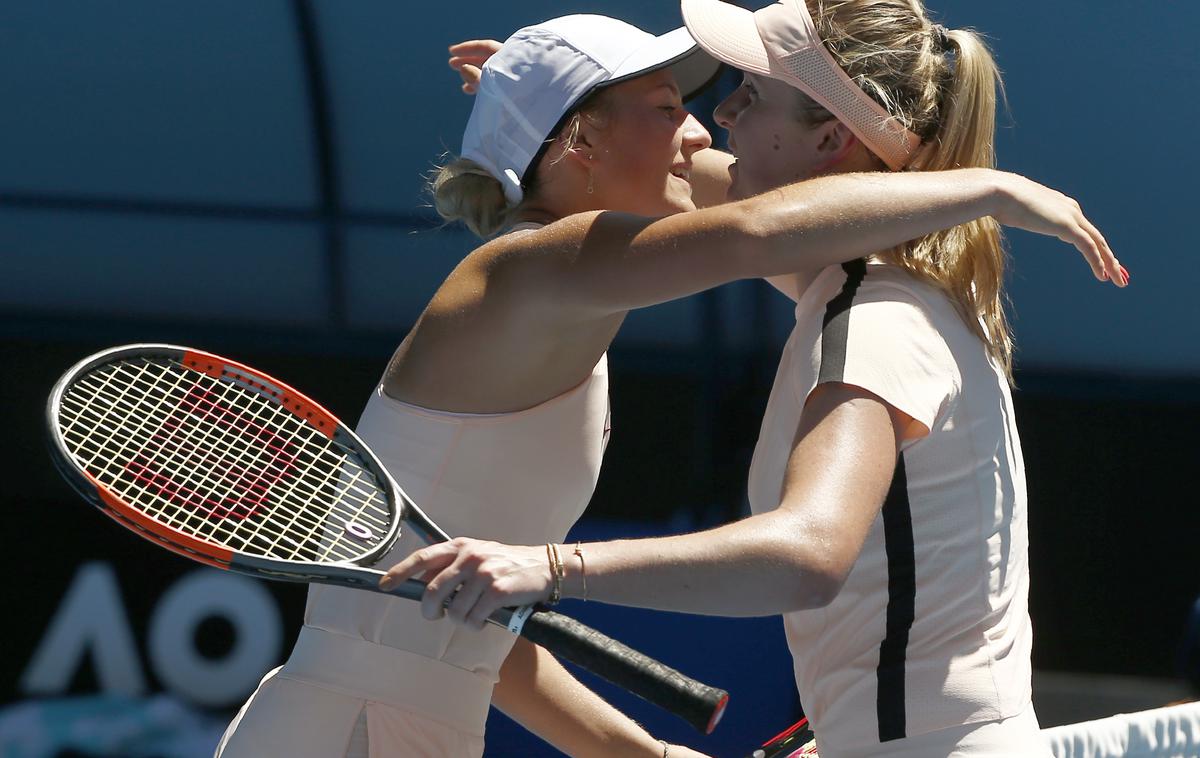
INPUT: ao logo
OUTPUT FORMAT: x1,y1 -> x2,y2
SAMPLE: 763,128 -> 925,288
20,562 -> 282,706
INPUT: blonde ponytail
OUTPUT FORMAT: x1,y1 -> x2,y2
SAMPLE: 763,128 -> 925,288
806,0 -> 1014,379
901,27 -> 1012,378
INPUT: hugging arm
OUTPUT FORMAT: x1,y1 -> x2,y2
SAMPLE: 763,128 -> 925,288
381,381 -> 905,621
488,168 -> 1121,324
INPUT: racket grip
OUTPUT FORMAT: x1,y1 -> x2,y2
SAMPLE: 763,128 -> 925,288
515,607 -> 728,734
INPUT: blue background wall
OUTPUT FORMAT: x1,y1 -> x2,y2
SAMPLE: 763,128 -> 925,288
2,2 -> 1198,756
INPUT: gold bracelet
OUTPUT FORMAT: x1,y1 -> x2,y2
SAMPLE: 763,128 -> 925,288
657,739 -> 670,758
546,543 -> 564,604
573,541 -> 588,600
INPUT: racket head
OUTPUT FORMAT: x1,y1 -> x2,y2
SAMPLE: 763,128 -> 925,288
46,344 -> 415,579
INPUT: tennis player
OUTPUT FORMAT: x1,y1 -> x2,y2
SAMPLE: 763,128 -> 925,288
219,8 -> 1121,758
381,1 -> 1117,756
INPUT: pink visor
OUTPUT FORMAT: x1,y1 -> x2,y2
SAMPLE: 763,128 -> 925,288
681,0 -> 921,170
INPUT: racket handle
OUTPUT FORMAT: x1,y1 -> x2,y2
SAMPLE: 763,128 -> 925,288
511,606 -> 728,734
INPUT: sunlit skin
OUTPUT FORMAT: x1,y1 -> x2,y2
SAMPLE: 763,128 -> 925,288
379,50 -> 1130,633
716,73 -> 879,199
519,68 -> 712,222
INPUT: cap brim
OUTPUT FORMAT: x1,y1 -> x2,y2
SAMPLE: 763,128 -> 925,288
608,26 -> 724,101
681,0 -> 772,77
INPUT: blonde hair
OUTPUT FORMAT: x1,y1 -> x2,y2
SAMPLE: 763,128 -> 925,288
428,89 -> 614,239
803,0 -> 1013,379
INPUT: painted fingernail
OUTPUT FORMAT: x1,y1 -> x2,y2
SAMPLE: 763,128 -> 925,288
1119,265 -> 1130,285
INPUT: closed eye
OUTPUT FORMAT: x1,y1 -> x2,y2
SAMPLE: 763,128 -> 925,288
740,74 -> 759,99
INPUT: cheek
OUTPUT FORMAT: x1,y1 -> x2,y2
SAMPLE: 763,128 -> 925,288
739,126 -> 816,190
612,122 -> 674,181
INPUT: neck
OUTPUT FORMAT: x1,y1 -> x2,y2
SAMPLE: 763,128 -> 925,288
513,206 -> 562,227
516,163 -> 601,225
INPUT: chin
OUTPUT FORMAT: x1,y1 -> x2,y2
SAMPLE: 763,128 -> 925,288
665,196 -> 696,214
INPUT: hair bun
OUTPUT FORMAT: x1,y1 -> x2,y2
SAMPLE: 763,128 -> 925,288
428,157 -> 514,238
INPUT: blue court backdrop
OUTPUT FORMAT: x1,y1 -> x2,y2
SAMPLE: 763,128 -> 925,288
1,1 -> 1198,756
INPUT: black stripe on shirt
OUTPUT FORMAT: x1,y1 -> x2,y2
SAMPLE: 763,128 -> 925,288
877,453 -> 916,742
817,259 -> 867,383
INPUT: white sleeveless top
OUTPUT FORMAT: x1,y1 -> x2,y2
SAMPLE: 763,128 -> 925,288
216,223 -> 613,756
294,352 -> 611,723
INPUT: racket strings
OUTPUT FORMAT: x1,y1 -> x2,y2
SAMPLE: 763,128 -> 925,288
62,367 -> 316,541
63,362 -> 387,561
61,367 -> 352,559
58,357 -> 393,564
62,361 -> 387,561
62,359 -> 229,541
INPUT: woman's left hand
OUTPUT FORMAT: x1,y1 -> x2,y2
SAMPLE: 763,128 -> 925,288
448,39 -> 502,94
380,537 -> 553,628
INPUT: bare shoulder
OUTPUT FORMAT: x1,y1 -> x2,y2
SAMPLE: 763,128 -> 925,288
380,217 -> 623,411
465,212 -> 608,269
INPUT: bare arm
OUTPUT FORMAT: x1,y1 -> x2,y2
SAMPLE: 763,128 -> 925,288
442,38 -> 1123,316
493,638 -> 708,757
688,147 -> 735,209
488,168 -> 1121,320
381,383 -> 904,620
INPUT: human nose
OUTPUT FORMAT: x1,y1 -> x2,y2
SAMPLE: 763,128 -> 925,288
681,113 -> 713,155
713,88 -> 743,131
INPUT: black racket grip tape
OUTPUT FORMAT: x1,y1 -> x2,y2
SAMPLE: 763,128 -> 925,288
518,608 -> 728,734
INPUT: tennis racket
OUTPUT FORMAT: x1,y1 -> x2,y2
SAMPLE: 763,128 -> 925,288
46,343 -> 729,734
745,717 -> 818,757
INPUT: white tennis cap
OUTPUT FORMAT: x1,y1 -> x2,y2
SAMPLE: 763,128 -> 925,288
681,0 -> 921,170
461,14 -> 722,205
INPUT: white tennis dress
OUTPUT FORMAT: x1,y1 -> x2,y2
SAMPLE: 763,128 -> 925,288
216,233 -> 613,758
748,260 -> 1050,757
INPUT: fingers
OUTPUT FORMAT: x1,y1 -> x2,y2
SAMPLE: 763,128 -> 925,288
1047,190 -> 1126,288
383,540 -> 549,629
1061,222 -> 1105,281
448,55 -> 488,71
444,573 -> 488,626
447,40 -> 500,97
447,39 -> 502,66
423,551 -> 474,620
464,589 -> 504,631
448,39 -> 503,56
1067,204 -> 1126,287
379,543 -> 456,592
456,64 -> 483,95
1002,177 -> 1128,288
1078,215 -> 1125,286
379,540 -> 506,626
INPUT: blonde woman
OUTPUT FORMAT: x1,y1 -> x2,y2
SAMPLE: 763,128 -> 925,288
383,2 -> 1115,756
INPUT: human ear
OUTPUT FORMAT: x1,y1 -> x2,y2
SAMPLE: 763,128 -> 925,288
815,121 -> 854,157
558,123 -> 601,170
810,122 -> 861,174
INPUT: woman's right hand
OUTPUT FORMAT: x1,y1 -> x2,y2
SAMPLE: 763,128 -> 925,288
448,39 -> 502,94
992,171 -> 1127,286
